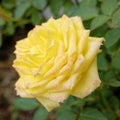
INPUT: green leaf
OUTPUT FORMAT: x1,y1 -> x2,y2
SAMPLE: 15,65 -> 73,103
101,0 -> 118,16
66,6 -> 98,21
31,10 -> 41,25
105,79 -> 120,87
104,111 -> 117,120
80,108 -> 108,120
14,98 -> 39,111
112,8 -> 120,28
14,1 -> 31,19
97,52 -> 108,71
80,0 -> 97,8
6,22 -> 15,35
56,109 -> 76,120
65,96 -> 85,108
1,0 -> 15,9
50,0 -> 64,16
32,0 -> 47,10
90,24 -> 108,37
0,18 -> 6,26
64,0 -> 73,13
109,96 -> 120,110
112,53 -> 120,70
98,0 -> 104,2
100,86 -> 113,98
104,28 -> 120,48
106,44 -> 120,55
104,70 -> 116,81
33,107 -> 49,120
91,15 -> 110,30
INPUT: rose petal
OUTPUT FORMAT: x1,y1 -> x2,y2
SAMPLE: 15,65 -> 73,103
71,58 -> 101,98
37,97 -> 59,111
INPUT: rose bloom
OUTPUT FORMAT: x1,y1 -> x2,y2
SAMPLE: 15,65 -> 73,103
13,15 -> 104,111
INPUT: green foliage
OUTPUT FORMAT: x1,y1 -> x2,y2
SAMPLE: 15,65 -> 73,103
104,28 -> 120,54
90,15 -> 110,30
80,0 -> 97,7
97,51 -> 109,71
14,0 -> 31,19
32,0 -> 47,10
112,8 -> 120,28
66,6 -> 98,20
56,107 -> 76,120
105,79 -> 120,87
105,28 -> 120,49
33,107 -> 49,120
14,98 -> 39,111
80,108 -> 108,120
112,53 -> 120,70
50,0 -> 64,16
101,0 -> 118,16
1,0 -> 120,120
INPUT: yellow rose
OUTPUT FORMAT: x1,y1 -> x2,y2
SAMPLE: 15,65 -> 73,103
13,15 -> 104,111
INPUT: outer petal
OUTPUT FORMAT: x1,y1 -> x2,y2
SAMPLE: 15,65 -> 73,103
15,77 -> 33,98
37,97 -> 59,111
71,58 -> 101,98
42,91 -> 69,102
82,37 -> 104,72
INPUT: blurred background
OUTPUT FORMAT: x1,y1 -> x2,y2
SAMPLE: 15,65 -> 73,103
0,0 -> 120,120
